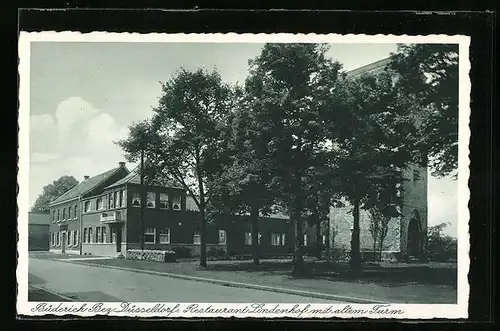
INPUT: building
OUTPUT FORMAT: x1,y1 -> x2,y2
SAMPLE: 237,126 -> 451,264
324,58 -> 428,260
47,58 -> 427,261
48,163 -> 293,257
28,212 -> 51,251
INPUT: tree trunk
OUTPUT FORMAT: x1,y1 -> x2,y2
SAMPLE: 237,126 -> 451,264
350,197 -> 361,272
139,149 -> 145,251
372,240 -> 377,262
199,205 -> 207,268
315,218 -> 322,259
292,195 -> 306,277
250,204 -> 260,265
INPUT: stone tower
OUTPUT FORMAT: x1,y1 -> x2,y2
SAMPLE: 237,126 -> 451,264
326,58 -> 428,261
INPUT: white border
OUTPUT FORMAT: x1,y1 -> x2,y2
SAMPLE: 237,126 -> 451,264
17,32 -> 471,319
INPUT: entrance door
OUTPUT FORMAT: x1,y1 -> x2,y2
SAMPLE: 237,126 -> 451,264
407,218 -> 420,256
115,226 -> 122,253
61,231 -> 66,254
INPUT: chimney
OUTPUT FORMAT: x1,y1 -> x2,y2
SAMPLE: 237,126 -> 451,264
119,162 -> 126,168
84,176 -> 89,180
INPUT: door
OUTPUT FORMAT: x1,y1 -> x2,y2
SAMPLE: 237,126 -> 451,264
407,218 -> 420,257
116,226 -> 122,253
61,231 -> 66,254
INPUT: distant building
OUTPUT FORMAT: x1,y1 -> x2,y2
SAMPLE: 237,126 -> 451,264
28,212 -> 51,251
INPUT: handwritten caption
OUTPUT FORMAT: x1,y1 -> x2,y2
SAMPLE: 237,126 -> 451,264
30,302 -> 405,317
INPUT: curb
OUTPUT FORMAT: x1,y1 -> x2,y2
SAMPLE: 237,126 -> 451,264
28,284 -> 75,302
52,258 -> 388,304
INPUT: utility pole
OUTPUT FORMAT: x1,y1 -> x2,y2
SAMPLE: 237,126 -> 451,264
140,148 -> 145,251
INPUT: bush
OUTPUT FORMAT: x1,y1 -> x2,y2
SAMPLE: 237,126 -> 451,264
207,247 -> 226,258
171,246 -> 192,258
427,223 -> 457,262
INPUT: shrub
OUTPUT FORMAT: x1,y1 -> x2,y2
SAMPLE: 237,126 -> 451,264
427,223 -> 457,262
208,247 -> 226,258
171,246 -> 192,258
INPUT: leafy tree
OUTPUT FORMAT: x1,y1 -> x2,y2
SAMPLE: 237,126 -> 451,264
244,43 -> 342,276
328,71 -> 416,272
31,176 -> 79,213
208,101 -> 279,265
389,44 -> 459,177
118,68 -> 235,268
427,222 -> 457,262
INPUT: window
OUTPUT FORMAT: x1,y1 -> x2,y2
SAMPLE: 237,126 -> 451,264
244,232 -> 252,245
84,201 -> 91,212
245,232 -> 262,245
413,169 -> 420,181
172,195 -> 181,210
114,192 -> 119,208
68,206 -> 72,219
102,227 -> 107,243
193,230 -> 201,244
304,234 -> 308,246
83,228 -> 88,243
131,192 -> 141,207
96,227 -> 101,243
272,233 -> 286,246
56,232 -> 60,246
57,209 -> 60,221
144,228 -> 156,244
89,228 -> 93,243
118,191 -> 123,207
146,192 -> 156,208
159,193 -> 169,209
52,211 -> 56,223
159,228 -> 171,244
50,232 -> 54,246
74,204 -> 78,218
68,231 -> 72,246
74,231 -> 78,246
322,235 -> 327,245
111,228 -> 116,243
97,198 -> 103,210
109,193 -> 115,209
121,190 -> 127,207
62,208 -> 66,220
218,230 -> 226,244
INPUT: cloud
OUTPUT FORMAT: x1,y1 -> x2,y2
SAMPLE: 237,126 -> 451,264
29,97 -> 128,207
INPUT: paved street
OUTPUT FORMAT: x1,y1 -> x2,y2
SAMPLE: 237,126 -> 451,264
28,257 -> 337,303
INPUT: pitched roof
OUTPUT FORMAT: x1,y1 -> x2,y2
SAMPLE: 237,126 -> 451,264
50,167 -> 127,205
346,57 -> 391,79
103,166 -> 182,190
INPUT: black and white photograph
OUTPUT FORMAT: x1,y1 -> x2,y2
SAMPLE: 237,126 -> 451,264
17,33 -> 470,319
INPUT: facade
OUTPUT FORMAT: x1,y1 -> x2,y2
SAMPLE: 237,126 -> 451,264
28,212 -> 51,251
48,163 -> 293,258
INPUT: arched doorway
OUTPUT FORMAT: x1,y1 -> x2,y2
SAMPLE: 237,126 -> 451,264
407,210 -> 421,257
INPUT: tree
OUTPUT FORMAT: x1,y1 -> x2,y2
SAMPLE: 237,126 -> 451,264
208,100 -> 279,265
389,44 -> 459,178
118,68 -> 235,268
328,70 -> 416,272
427,222 -> 457,262
31,176 -> 79,213
245,43 -> 342,276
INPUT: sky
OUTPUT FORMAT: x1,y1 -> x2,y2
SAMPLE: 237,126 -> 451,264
28,41 -> 458,237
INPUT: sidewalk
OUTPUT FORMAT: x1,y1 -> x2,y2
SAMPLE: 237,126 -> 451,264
35,253 -> 458,304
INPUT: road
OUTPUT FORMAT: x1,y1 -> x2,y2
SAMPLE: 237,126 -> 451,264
28,258 -> 337,303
